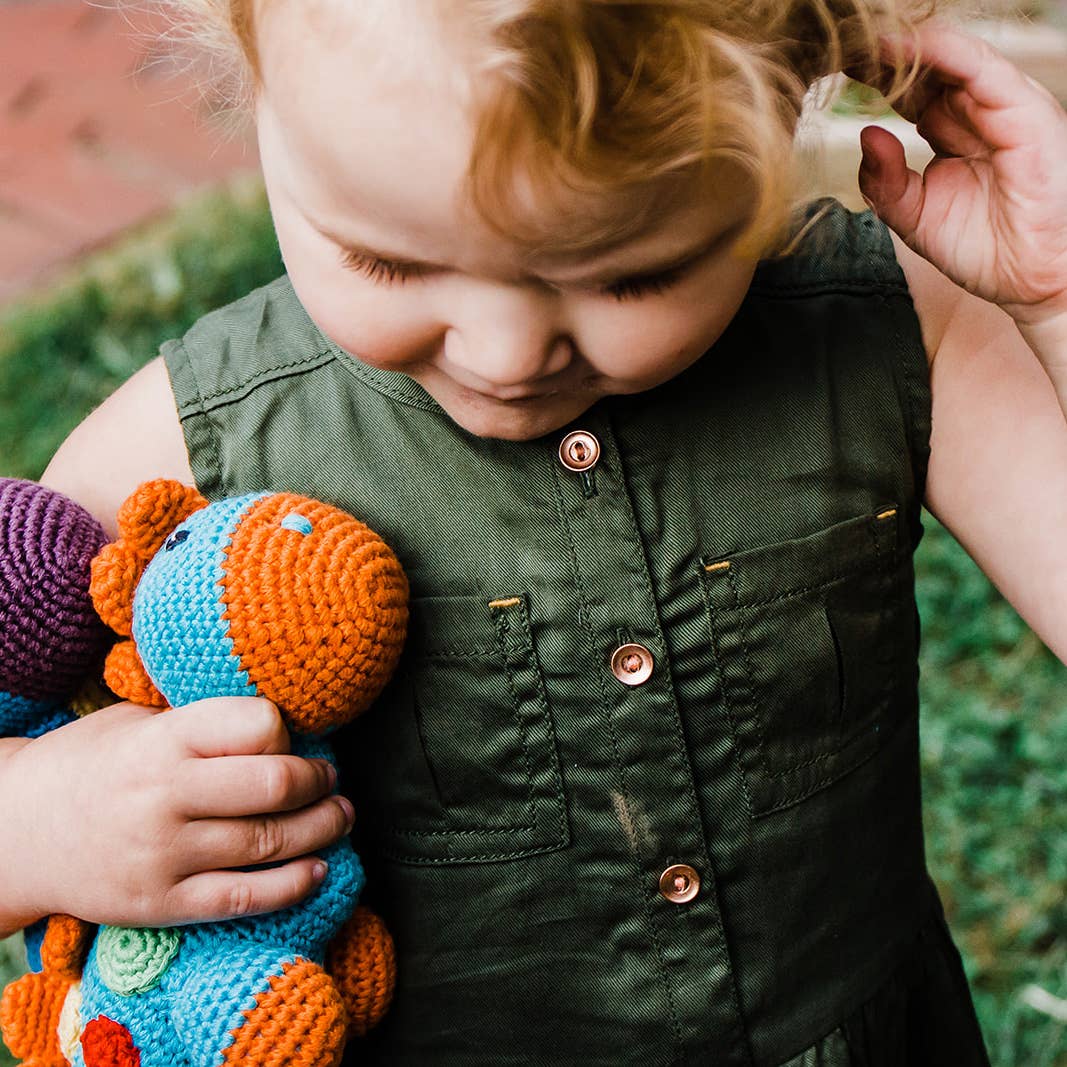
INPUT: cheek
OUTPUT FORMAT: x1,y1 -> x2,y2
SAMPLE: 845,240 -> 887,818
276,224 -> 444,368
302,284 -> 443,370
575,290 -> 741,386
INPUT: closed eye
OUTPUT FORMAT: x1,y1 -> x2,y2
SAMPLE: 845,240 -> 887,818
340,250 -> 419,285
339,248 -> 688,302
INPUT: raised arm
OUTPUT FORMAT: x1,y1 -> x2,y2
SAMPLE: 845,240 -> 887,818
855,20 -> 1067,662
900,240 -> 1067,665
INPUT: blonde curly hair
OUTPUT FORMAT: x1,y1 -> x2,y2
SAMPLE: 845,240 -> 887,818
155,0 -> 939,257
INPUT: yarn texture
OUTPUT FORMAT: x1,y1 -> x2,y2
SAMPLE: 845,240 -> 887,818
0,479 -> 111,737
0,479 -> 408,1067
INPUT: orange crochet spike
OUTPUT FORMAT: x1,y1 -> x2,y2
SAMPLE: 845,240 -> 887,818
221,958 -> 347,1067
91,481 -> 208,635
89,542 -> 142,637
115,480 -> 207,559
325,906 -> 397,1039
40,915 -> 95,979
104,639 -> 166,707
0,970 -> 74,1067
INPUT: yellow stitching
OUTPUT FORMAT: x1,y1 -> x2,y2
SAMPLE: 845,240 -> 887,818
488,597 -> 522,609
876,508 -> 897,520
704,560 -> 731,573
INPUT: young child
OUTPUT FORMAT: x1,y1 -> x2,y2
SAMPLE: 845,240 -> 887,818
3,0 -> 1066,1062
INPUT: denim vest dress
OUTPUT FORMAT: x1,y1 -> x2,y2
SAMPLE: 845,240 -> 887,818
162,201 -> 991,1066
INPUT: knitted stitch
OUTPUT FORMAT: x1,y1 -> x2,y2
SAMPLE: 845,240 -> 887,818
0,479 -> 110,725
0,478 -> 407,1067
40,916 -> 95,980
95,928 -> 181,996
323,907 -> 397,1039
219,959 -> 346,1066
79,1016 -> 140,1067
56,982 -> 83,1064
69,480 -> 407,1067
0,968 -> 73,1066
0,481 -> 109,1066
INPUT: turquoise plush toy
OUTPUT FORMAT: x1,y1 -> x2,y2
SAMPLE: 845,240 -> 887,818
0,479 -> 409,1067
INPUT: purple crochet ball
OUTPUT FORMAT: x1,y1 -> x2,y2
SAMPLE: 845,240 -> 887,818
0,478 -> 112,701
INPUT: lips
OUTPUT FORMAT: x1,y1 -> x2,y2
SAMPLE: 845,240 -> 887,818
478,390 -> 551,401
465,383 -> 556,402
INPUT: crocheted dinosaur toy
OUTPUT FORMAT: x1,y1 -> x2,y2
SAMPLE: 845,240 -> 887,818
0,478 -> 409,1067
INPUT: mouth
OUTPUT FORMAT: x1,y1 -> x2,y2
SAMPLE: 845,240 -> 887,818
465,385 -> 557,403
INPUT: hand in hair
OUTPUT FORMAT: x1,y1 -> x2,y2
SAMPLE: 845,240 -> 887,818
855,19 -> 1067,343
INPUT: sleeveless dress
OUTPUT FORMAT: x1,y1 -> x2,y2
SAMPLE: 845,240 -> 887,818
162,200 -> 991,1066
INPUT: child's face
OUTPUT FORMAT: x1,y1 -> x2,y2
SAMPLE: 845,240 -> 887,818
255,2 -> 761,442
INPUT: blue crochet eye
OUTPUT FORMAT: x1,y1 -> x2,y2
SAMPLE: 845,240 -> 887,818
280,513 -> 313,535
164,529 -> 190,552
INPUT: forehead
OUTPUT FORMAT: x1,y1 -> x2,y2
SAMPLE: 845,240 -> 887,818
258,0 -> 473,96
255,0 -> 753,265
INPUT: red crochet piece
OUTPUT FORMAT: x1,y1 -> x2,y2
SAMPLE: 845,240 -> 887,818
81,1015 -> 141,1067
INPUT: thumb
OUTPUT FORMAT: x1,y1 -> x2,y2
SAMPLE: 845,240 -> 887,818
858,125 -> 925,243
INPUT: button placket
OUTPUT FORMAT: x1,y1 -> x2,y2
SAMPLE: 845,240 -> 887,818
550,414 -> 750,1063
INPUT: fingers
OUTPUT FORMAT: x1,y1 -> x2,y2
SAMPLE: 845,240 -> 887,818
858,124 -> 925,239
882,20 -> 1033,110
169,697 -> 290,758
165,856 -> 331,925
179,792 -> 355,874
176,754 -> 338,818
915,88 -> 988,159
879,22 -> 1066,151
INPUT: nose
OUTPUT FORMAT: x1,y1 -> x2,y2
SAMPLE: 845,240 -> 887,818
443,286 -> 574,391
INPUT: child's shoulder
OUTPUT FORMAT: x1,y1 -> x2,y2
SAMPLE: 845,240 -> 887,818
755,198 -> 963,372
42,358 -> 193,539
753,197 -> 909,293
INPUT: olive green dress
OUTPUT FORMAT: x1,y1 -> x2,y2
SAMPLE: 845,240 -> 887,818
163,200 -> 991,1066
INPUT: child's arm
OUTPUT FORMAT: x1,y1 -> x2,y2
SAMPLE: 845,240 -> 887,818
0,360 -> 356,936
857,21 -> 1067,661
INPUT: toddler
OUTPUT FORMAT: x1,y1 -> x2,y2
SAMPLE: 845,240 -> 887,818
3,0 -> 1067,1063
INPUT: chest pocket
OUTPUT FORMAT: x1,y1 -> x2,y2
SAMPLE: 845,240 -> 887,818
351,592 -> 570,864
698,505 -> 917,817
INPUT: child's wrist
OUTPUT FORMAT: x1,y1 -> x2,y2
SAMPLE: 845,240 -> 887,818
1006,293 -> 1067,358
1011,312 -> 1067,417
0,737 -> 52,932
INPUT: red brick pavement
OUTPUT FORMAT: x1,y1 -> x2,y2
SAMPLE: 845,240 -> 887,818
0,0 -> 257,303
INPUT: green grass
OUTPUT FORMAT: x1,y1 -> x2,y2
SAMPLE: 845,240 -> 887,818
0,173 -> 283,481
0,179 -> 1065,1065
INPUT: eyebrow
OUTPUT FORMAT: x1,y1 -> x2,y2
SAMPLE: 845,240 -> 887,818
327,223 -> 740,287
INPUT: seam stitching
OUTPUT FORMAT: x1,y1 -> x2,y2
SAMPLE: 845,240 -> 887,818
550,454 -> 686,1056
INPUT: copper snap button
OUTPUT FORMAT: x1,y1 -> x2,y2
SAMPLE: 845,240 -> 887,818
659,864 -> 700,904
558,430 -> 601,472
610,643 -> 653,686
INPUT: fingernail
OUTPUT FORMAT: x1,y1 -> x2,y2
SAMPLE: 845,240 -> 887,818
324,762 -> 338,788
312,861 -> 328,881
337,796 -> 356,827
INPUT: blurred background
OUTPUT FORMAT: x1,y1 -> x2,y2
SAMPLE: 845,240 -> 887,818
0,1 -> 1066,1064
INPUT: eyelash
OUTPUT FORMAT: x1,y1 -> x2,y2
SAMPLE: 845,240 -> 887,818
339,250 -> 685,301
